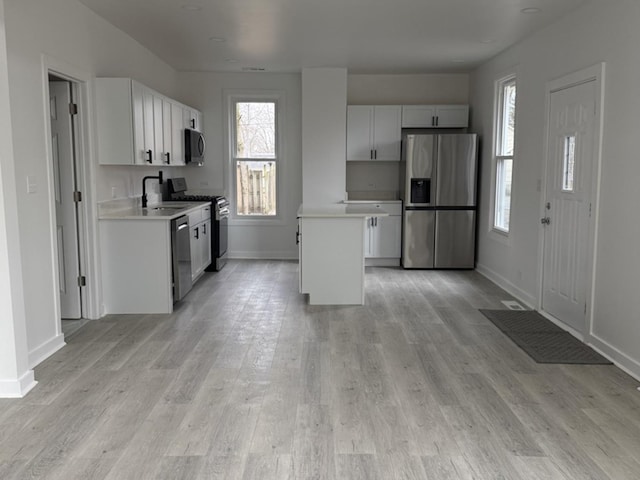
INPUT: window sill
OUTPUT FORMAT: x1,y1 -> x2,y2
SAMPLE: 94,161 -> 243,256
230,216 -> 287,227
488,227 -> 511,246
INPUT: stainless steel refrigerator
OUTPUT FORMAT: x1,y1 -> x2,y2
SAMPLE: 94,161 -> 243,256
400,133 -> 478,268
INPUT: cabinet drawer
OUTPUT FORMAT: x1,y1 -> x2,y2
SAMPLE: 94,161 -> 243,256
201,206 -> 211,221
188,210 -> 202,226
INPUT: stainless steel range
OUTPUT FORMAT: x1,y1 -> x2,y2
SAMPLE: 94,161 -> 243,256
167,178 -> 229,271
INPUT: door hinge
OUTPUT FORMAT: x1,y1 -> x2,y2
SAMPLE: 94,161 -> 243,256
73,191 -> 82,203
78,276 -> 86,287
69,103 -> 78,115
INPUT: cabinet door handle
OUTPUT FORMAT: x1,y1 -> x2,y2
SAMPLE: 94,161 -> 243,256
202,223 -> 207,235
165,152 -> 170,164
431,116 -> 435,126
190,118 -> 195,129
146,150 -> 152,163
436,116 -> 439,127
194,227 -> 199,239
296,229 -> 301,245
374,149 -> 377,160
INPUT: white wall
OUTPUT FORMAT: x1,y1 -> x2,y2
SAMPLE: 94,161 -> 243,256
302,68 -> 348,204
4,0 -> 178,368
0,0 -> 34,397
348,73 -> 469,105
471,0 -> 640,378
176,71 -> 302,259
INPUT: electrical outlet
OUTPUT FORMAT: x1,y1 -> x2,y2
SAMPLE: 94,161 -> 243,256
26,175 -> 37,194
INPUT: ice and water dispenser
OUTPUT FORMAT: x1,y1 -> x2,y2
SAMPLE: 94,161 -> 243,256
410,178 -> 431,205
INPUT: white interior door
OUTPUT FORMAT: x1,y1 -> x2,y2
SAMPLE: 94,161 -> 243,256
50,81 -> 82,319
541,80 -> 596,332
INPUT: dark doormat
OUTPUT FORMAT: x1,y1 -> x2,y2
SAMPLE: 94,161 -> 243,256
479,309 -> 612,365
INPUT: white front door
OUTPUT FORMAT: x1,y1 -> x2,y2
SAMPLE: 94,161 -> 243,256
50,80 -> 82,319
541,79 -> 596,333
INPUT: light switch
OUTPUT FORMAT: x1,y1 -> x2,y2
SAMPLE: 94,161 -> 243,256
26,175 -> 37,194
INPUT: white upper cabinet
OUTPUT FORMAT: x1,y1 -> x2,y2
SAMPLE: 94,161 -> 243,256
96,78 -> 202,166
401,105 -> 469,128
347,105 -> 401,161
183,107 -> 203,132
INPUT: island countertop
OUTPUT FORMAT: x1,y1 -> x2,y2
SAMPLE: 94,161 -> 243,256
297,203 -> 389,218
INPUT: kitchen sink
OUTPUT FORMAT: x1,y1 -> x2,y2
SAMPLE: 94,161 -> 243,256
150,206 -> 186,211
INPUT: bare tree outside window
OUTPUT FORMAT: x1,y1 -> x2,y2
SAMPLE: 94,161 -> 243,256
234,101 -> 277,216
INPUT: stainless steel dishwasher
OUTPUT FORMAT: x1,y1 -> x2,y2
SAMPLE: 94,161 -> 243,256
171,215 -> 193,302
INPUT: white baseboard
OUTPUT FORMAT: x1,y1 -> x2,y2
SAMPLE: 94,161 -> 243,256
228,250 -> 298,260
28,334 -> 66,369
0,370 -> 37,398
588,334 -> 640,383
365,258 -> 400,267
476,262 -> 536,308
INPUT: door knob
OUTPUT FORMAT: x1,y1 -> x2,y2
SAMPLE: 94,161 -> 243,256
541,217 -> 551,225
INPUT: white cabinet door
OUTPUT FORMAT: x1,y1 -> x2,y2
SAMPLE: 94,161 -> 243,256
434,105 -> 469,128
190,224 -> 202,281
152,95 -> 164,165
401,105 -> 469,128
131,81 -> 153,165
142,87 -> 156,165
201,219 -> 212,270
171,102 -> 186,166
347,106 -> 401,161
402,105 -> 437,128
372,106 -> 401,161
372,215 -> 401,258
184,107 -> 202,131
161,99 -> 173,165
347,106 -> 373,161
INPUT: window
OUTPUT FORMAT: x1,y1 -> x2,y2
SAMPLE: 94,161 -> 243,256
493,75 -> 516,233
562,135 -> 576,192
231,98 -> 279,217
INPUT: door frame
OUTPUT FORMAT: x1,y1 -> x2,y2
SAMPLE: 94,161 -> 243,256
41,55 -> 101,329
537,63 -> 606,340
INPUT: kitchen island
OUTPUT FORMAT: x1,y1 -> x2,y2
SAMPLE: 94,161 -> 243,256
297,204 -> 388,305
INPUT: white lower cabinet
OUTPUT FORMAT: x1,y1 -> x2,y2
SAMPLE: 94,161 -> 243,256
364,202 -> 402,265
189,205 -> 212,281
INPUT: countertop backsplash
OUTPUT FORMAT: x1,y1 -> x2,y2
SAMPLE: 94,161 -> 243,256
346,161 -> 401,201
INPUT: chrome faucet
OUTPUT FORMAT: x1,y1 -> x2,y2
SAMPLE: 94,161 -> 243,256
142,171 -> 163,208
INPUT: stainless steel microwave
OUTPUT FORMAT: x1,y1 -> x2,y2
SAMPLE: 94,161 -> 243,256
184,128 -> 206,165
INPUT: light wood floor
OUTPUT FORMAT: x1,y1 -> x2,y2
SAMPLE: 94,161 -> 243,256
1,260 -> 640,479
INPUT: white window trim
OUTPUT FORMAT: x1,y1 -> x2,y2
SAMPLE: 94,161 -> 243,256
489,72 -> 517,240
226,90 -> 286,226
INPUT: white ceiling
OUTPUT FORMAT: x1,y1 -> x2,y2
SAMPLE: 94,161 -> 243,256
78,0 -> 588,73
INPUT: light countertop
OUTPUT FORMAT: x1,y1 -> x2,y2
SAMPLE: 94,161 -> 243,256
297,203 -> 390,218
342,200 -> 402,205
99,201 -> 210,220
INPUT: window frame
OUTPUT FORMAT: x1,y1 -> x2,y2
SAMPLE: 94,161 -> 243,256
491,74 -> 517,236
227,91 -> 285,225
